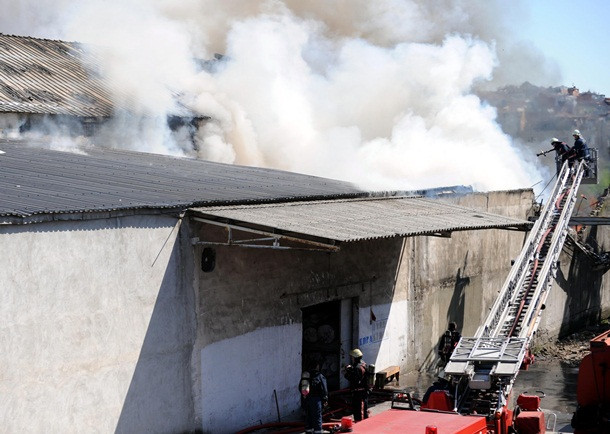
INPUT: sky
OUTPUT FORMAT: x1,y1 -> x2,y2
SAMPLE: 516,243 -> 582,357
523,0 -> 610,96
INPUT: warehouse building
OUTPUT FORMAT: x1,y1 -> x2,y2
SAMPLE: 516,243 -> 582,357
1,33 -> 609,434
0,138 -> 537,432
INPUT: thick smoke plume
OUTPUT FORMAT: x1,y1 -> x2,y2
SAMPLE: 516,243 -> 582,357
2,0 -> 556,192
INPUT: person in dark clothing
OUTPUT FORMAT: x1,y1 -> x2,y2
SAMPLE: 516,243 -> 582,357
438,322 -> 461,364
422,375 -> 451,405
572,129 -> 591,176
300,362 -> 328,434
343,348 -> 370,421
538,138 -> 575,174
542,138 -> 573,163
572,130 -> 590,161
551,138 -> 572,163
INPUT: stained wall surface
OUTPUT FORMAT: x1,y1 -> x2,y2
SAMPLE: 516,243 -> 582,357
192,230 -> 406,432
537,197 -> 610,342
404,190 -> 535,371
0,214 -> 197,433
192,189 -> 545,433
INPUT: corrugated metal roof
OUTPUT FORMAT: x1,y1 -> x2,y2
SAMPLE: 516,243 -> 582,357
0,34 -> 113,117
190,197 -> 532,243
0,139 -> 363,221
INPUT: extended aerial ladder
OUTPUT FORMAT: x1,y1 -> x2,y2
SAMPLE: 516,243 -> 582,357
325,155 -> 600,434
444,158 -> 594,419
335,152 -> 601,434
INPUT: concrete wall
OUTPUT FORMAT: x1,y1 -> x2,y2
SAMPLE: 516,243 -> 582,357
407,190 -> 535,370
442,188 -> 610,345
191,189 -> 540,433
192,230 -> 407,432
537,197 -> 610,342
0,214 -> 197,433
442,188 -> 610,344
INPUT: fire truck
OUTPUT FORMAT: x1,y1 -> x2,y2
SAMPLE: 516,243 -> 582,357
571,329 -> 610,433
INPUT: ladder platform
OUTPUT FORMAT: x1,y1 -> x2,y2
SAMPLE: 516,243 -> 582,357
494,361 -> 521,376
444,337 -> 527,376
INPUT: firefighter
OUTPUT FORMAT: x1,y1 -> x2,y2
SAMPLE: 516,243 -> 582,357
537,138 -> 575,174
299,370 -> 311,409
572,129 -> 591,162
438,322 -> 461,364
422,371 -> 451,405
344,348 -> 370,421
550,138 -> 570,158
300,362 -> 328,434
538,138 -> 573,163
572,129 -> 592,177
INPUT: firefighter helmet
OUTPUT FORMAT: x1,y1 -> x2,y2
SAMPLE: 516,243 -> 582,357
350,348 -> 363,358
573,129 -> 581,136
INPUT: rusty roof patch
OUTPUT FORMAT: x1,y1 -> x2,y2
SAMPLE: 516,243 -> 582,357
0,34 -> 113,117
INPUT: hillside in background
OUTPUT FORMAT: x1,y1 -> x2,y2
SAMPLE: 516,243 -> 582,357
477,83 -> 610,196
478,82 -> 609,146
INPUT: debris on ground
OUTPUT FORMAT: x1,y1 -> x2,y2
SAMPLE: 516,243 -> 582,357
535,319 -> 610,366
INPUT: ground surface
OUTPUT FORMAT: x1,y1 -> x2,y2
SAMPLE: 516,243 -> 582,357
534,320 -> 610,366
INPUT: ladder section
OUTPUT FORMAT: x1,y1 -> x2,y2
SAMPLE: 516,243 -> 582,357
480,161 -> 584,341
498,192 -> 567,339
445,161 -> 586,415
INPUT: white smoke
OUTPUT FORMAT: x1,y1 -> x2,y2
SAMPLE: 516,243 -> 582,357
1,0 -> 551,192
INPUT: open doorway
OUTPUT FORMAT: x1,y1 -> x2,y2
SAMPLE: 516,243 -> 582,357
302,300 -> 345,390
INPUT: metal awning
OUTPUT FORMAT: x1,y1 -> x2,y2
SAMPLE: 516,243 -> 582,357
189,196 -> 532,251
569,216 -> 610,226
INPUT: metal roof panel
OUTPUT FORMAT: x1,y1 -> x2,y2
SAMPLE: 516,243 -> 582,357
0,139 -> 363,220
190,196 -> 532,242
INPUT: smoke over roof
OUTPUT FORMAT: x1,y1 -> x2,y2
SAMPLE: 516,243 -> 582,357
1,0 -> 554,192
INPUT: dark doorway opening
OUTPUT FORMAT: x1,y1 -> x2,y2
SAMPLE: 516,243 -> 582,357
302,300 -> 342,391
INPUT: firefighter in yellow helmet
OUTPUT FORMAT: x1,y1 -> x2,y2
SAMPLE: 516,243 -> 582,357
344,348 -> 370,421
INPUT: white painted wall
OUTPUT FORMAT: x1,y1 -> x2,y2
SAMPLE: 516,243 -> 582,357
201,324 -> 302,434
355,300 -> 409,372
0,214 -> 196,433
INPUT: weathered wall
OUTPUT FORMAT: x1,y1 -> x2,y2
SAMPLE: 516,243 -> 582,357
440,188 -> 610,347
191,189 -> 538,433
408,189 -> 535,371
192,230 -> 407,433
0,214 -> 197,433
537,198 -> 610,342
